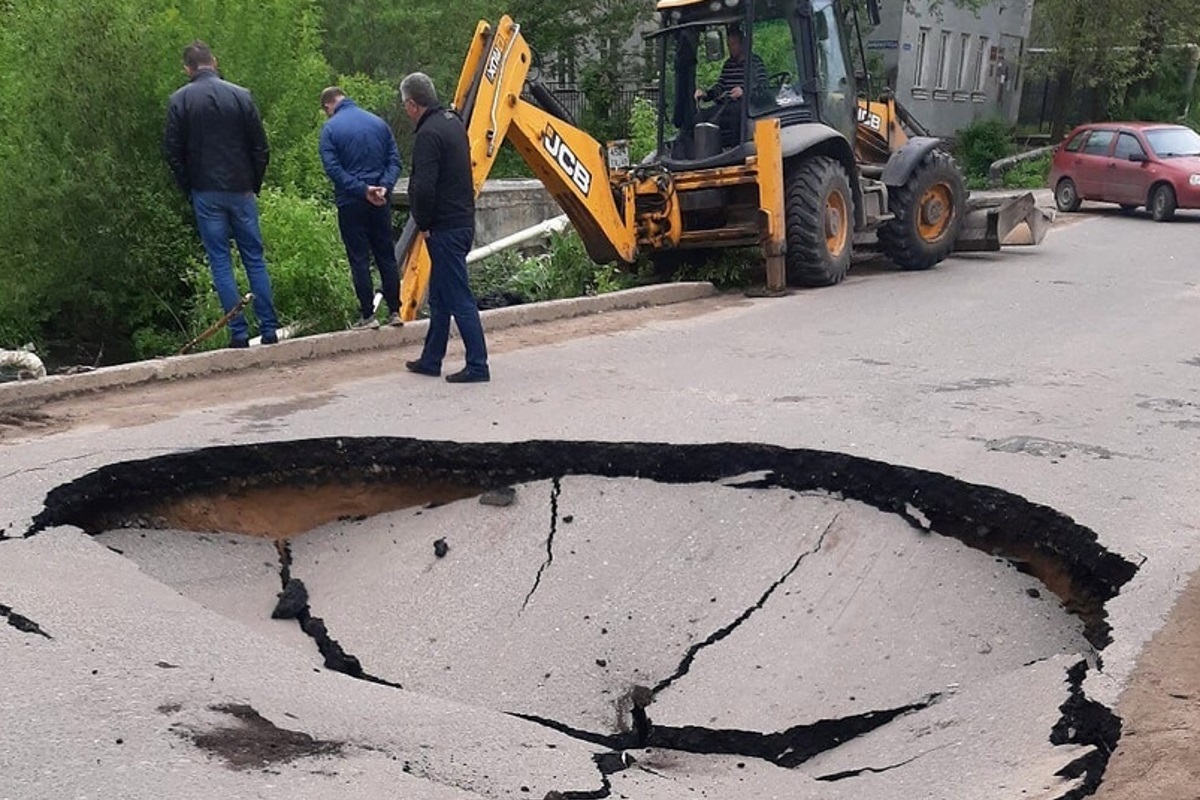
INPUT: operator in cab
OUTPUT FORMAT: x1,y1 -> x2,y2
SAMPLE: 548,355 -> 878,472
693,24 -> 768,147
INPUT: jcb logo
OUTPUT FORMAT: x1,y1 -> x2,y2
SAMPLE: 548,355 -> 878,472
542,125 -> 592,196
485,46 -> 503,82
856,107 -> 882,132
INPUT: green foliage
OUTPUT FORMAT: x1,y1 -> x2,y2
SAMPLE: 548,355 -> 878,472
1120,92 -> 1183,123
1000,154 -> 1052,190
628,97 -> 658,162
672,249 -> 754,289
580,62 -> 626,142
176,190 -> 353,353
471,228 -> 636,304
956,118 -> 1015,181
0,0 -> 349,365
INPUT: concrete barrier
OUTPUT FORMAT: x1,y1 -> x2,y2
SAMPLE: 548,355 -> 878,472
0,283 -> 716,408
392,179 -> 562,247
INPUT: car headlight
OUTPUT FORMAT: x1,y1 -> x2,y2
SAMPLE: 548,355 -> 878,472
1190,174 -> 1200,187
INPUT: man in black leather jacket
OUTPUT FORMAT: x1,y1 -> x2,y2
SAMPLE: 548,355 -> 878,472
400,72 -> 489,384
164,40 -> 279,348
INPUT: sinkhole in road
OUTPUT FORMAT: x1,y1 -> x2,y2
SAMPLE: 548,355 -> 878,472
30,438 -> 1137,799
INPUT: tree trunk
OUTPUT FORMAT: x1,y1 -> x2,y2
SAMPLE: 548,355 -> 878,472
1049,68 -> 1074,141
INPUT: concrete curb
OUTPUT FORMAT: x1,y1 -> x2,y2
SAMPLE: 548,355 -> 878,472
0,282 -> 716,409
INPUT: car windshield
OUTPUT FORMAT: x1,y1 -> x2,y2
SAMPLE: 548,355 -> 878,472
1144,127 -> 1200,158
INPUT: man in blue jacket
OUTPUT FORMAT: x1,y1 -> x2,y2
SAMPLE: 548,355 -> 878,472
319,87 -> 403,328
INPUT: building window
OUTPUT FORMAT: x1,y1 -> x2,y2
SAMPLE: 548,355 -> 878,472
935,31 -> 951,90
974,37 -> 989,92
914,27 -> 930,87
956,33 -> 972,90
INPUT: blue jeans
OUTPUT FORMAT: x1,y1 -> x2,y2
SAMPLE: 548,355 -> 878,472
337,200 -> 399,318
192,190 -> 279,342
418,227 -> 488,376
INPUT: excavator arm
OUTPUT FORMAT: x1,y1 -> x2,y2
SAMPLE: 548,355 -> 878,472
398,16 -> 637,321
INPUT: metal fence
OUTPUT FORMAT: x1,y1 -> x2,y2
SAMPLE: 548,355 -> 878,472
1018,76 -> 1101,135
538,83 -> 660,137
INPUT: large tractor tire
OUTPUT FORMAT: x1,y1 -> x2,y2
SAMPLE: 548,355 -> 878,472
878,148 -> 966,271
784,156 -> 854,286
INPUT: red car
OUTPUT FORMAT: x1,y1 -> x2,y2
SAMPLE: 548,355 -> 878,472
1049,122 -> 1200,221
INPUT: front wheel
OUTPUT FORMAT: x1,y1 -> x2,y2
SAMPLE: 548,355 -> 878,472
784,156 -> 853,287
1150,184 -> 1177,222
1055,178 -> 1082,212
878,149 -> 967,271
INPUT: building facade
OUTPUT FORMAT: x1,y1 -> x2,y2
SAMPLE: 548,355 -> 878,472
868,0 -> 1034,137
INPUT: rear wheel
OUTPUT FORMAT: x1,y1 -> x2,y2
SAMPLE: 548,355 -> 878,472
1150,184 -> 1177,222
784,156 -> 853,286
878,149 -> 966,271
1055,178 -> 1082,212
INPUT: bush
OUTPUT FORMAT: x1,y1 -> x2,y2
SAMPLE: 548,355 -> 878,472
1001,153 -> 1052,189
470,228 -> 636,305
956,118 -> 1015,181
628,97 -> 658,163
1119,91 -> 1182,123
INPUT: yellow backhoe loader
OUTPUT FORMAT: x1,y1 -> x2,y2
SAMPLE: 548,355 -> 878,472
397,0 -> 1047,320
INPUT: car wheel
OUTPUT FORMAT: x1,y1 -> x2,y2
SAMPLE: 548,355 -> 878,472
1150,184 -> 1177,222
1055,178 -> 1082,212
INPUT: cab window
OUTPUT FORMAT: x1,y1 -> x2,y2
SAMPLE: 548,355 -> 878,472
1082,130 -> 1115,156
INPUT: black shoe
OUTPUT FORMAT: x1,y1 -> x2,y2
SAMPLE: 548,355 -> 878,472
405,360 -> 440,377
260,331 -> 279,345
228,338 -> 249,349
445,369 -> 490,384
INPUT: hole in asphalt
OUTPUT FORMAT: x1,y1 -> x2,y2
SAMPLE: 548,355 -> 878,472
28,438 -> 1137,797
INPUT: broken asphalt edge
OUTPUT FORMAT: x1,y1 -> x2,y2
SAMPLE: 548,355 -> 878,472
24,438 -> 1138,795
0,282 -> 716,410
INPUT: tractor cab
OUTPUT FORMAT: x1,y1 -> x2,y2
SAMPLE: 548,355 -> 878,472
650,0 -> 859,165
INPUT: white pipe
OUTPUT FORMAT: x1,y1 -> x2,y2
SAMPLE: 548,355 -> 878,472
0,349 -> 47,380
467,215 -> 571,265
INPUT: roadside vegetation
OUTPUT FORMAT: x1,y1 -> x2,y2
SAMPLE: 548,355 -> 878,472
1,0 -> 1196,369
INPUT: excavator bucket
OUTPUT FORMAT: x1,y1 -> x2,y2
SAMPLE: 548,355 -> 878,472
953,192 -> 1054,252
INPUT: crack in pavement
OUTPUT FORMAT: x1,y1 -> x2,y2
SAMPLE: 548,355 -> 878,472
514,693 -> 939,769
650,512 -> 842,698
522,476 -> 562,613
272,542 -> 402,689
0,603 -> 52,638
814,743 -> 954,781
0,447 -> 176,485
546,753 -> 616,799
1050,660 -> 1121,800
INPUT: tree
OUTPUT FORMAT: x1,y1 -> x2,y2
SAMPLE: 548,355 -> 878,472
1028,0 -> 1199,138
0,0 -> 340,362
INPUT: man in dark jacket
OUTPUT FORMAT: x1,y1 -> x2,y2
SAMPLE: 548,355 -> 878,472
400,72 -> 489,384
319,86 -> 403,329
163,40 -> 279,348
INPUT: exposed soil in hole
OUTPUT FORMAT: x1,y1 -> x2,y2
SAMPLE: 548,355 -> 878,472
171,703 -> 344,770
141,480 -> 483,539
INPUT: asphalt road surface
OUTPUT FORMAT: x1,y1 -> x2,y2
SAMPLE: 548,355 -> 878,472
2,206 -> 1198,799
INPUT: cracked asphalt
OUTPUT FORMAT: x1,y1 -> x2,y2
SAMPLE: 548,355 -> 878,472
2,208 -> 1199,798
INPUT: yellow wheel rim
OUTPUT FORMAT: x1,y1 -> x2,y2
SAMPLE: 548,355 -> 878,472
824,190 -> 849,256
917,184 -> 953,242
